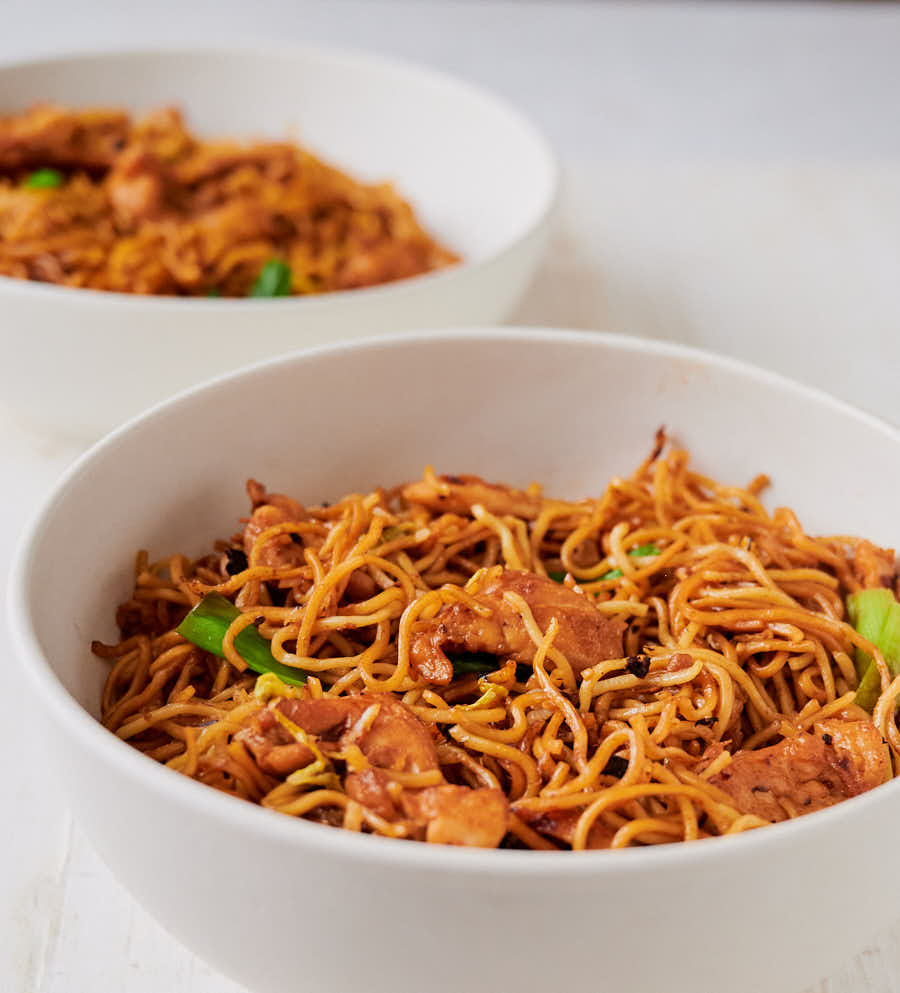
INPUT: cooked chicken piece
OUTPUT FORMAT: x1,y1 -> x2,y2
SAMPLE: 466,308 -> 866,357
187,198 -> 278,263
343,570 -> 378,601
852,539 -> 896,591
570,536 -> 600,569
402,473 -> 541,520
235,707 -> 315,776
0,103 -> 129,171
0,172 -> 110,242
106,147 -> 167,224
401,785 -> 508,847
128,106 -> 193,161
344,768 -> 398,821
279,694 -> 439,774
242,693 -> 508,847
334,238 -> 438,290
663,652 -> 694,673
708,717 -> 890,822
246,479 -> 305,515
172,142 -> 296,186
410,569 -> 625,684
342,769 -> 508,848
240,479 -> 306,570
515,806 -> 613,849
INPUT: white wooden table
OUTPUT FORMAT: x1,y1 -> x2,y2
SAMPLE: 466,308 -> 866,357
3,3 -> 900,990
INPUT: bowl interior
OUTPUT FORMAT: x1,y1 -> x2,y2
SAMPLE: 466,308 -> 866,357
18,329 -> 900,719
0,47 -> 556,261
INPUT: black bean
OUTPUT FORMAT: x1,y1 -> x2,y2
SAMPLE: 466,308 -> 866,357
603,755 -> 629,779
224,547 -> 248,575
625,654 -> 651,679
266,583 -> 288,607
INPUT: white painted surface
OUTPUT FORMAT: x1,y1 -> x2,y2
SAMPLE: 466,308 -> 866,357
2,2 -> 899,991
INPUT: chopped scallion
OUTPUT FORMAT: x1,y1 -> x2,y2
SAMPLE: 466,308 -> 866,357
629,543 -> 660,558
448,652 -> 530,683
549,543 -> 661,584
24,167 -> 64,189
177,592 -> 307,686
249,259 -> 292,298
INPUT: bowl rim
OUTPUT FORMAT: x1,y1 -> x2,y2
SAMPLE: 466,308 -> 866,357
0,41 -> 559,309
10,325 -> 900,876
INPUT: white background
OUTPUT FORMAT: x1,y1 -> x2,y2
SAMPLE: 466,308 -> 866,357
3,2 -> 900,991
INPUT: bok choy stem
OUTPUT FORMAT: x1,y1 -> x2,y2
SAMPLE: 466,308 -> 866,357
848,588 -> 900,711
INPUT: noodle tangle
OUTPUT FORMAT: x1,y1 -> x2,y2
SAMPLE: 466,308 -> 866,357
94,442 -> 899,849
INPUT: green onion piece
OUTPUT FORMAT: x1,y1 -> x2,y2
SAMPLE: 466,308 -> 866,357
177,592 -> 306,686
629,543 -> 660,558
448,652 -> 497,676
551,544 -> 661,584
598,544 -> 659,579
248,259 -> 292,297
448,652 -> 530,683
206,287 -> 222,297
24,167 -> 64,189
848,588 -> 900,711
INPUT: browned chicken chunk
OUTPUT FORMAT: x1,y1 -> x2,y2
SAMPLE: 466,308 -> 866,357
241,693 -> 508,847
0,103 -> 129,171
172,141 -> 296,186
280,694 -> 439,774
852,539 -> 897,591
240,479 -> 307,570
410,569 -> 625,684
106,146 -> 168,224
708,717 -> 890,822
515,806 -> 614,849
235,707 -> 315,776
402,473 -> 541,520
401,785 -> 510,847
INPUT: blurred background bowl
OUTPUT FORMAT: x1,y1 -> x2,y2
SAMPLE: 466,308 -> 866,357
0,46 -> 557,438
9,327 -> 900,993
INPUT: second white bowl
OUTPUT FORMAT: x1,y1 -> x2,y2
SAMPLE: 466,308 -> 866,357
0,45 -> 557,437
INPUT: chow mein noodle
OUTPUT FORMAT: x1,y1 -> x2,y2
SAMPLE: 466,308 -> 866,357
0,103 -> 457,295
93,438 -> 900,849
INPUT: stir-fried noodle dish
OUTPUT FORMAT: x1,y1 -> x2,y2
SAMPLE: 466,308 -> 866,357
94,437 -> 900,850
0,103 -> 457,296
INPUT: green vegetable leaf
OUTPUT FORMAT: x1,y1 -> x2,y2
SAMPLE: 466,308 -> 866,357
206,287 -> 222,297
848,588 -> 900,711
177,592 -> 306,686
249,259 -> 292,298
24,167 -> 64,189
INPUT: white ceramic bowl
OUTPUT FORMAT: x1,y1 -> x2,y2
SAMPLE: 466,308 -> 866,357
10,329 -> 900,993
0,47 -> 556,438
